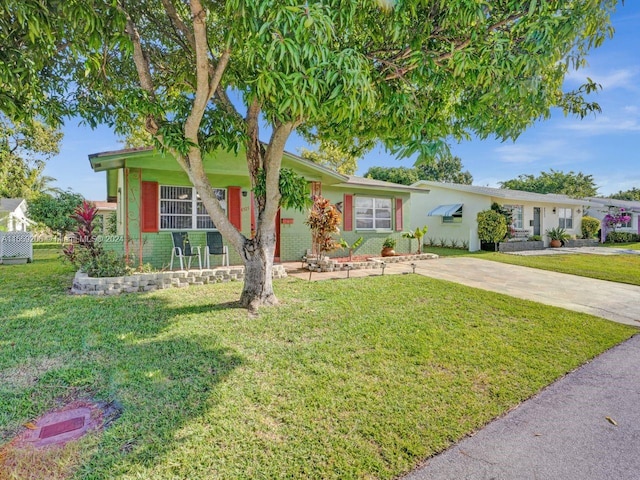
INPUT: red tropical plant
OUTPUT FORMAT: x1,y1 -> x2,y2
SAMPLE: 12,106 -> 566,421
305,196 -> 342,257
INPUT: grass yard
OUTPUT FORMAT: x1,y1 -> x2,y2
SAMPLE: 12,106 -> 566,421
476,250 -> 640,286
0,251 -> 636,479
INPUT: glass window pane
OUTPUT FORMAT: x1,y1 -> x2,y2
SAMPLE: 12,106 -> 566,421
356,219 -> 374,229
355,197 -> 373,208
375,198 -> 391,209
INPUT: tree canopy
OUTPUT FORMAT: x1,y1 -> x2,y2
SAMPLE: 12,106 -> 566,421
2,0 -> 620,308
27,191 -> 84,239
0,116 -> 62,199
299,141 -> 358,175
365,155 -> 472,185
610,188 -> 640,201
499,169 -> 598,198
364,166 -> 420,186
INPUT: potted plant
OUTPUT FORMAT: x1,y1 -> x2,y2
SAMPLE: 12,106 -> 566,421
546,227 -> 570,247
381,237 -> 396,257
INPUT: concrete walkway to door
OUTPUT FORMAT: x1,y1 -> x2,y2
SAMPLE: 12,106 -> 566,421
411,257 -> 640,326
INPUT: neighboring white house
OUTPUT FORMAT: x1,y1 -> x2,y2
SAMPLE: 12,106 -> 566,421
584,197 -> 640,235
0,198 -> 33,231
90,200 -> 118,234
410,181 -> 588,251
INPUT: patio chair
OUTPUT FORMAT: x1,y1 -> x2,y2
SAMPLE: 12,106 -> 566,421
170,232 -> 202,270
204,231 -> 229,268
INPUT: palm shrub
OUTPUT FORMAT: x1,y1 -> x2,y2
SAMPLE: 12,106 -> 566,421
402,226 -> 428,253
339,236 -> 363,260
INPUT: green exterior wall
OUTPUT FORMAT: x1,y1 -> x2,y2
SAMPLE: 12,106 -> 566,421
94,148 -> 416,267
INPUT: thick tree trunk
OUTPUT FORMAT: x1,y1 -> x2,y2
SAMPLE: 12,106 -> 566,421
239,236 -> 277,311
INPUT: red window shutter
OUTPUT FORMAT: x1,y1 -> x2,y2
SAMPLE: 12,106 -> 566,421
141,181 -> 159,233
228,186 -> 242,230
395,198 -> 403,231
343,194 -> 353,231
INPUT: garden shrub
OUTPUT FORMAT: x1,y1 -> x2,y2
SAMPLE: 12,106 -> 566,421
581,216 -> 600,239
477,210 -> 507,244
63,201 -> 130,277
606,232 -> 640,243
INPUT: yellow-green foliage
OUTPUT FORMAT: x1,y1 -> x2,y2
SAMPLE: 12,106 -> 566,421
581,215 -> 601,239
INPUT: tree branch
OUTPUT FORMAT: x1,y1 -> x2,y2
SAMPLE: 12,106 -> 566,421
183,0 -> 230,142
161,0 -> 196,51
379,11 -> 526,81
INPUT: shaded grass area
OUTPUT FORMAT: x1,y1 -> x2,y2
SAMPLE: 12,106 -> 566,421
476,251 -> 640,286
0,251 -> 636,479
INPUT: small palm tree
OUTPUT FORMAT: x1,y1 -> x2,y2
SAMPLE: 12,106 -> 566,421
402,226 -> 429,253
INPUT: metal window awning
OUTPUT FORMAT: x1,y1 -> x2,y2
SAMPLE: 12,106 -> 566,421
428,203 -> 463,216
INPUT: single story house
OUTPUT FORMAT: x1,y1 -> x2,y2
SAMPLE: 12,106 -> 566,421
88,147 -> 426,268
0,198 -> 33,232
410,181 -> 588,251
584,197 -> 640,235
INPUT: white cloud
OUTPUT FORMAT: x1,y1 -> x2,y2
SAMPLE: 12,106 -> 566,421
472,176 -> 501,188
493,139 -> 591,165
595,172 -> 640,197
561,114 -> 640,134
565,67 -> 640,91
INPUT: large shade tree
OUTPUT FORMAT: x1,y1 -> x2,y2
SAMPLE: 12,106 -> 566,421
365,155 -> 473,185
500,169 -> 598,197
6,0 -> 620,309
0,116 -> 63,199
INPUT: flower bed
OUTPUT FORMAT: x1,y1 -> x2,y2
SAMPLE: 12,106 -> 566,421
71,265 -> 287,295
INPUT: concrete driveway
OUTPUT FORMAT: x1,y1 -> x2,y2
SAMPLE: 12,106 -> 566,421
411,257 -> 640,326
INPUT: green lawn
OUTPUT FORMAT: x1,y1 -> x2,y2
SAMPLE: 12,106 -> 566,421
0,251 -> 636,479
476,250 -> 640,286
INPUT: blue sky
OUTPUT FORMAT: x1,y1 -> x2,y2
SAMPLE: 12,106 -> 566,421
46,3 -> 640,199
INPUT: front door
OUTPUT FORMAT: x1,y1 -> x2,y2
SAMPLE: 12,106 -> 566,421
533,207 -> 541,236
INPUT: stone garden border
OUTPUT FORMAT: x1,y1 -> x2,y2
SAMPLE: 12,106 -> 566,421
308,253 -> 439,272
71,265 -> 288,295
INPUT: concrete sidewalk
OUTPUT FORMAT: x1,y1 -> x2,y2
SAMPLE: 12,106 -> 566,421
403,333 -> 640,480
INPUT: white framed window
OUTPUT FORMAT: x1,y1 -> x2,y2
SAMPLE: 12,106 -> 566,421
504,205 -> 523,229
160,186 -> 226,230
558,208 -> 573,229
355,196 -> 392,230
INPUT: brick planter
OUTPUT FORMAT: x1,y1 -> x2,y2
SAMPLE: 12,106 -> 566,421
564,239 -> 599,248
308,253 -> 439,272
71,265 -> 287,296
498,241 -> 544,252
